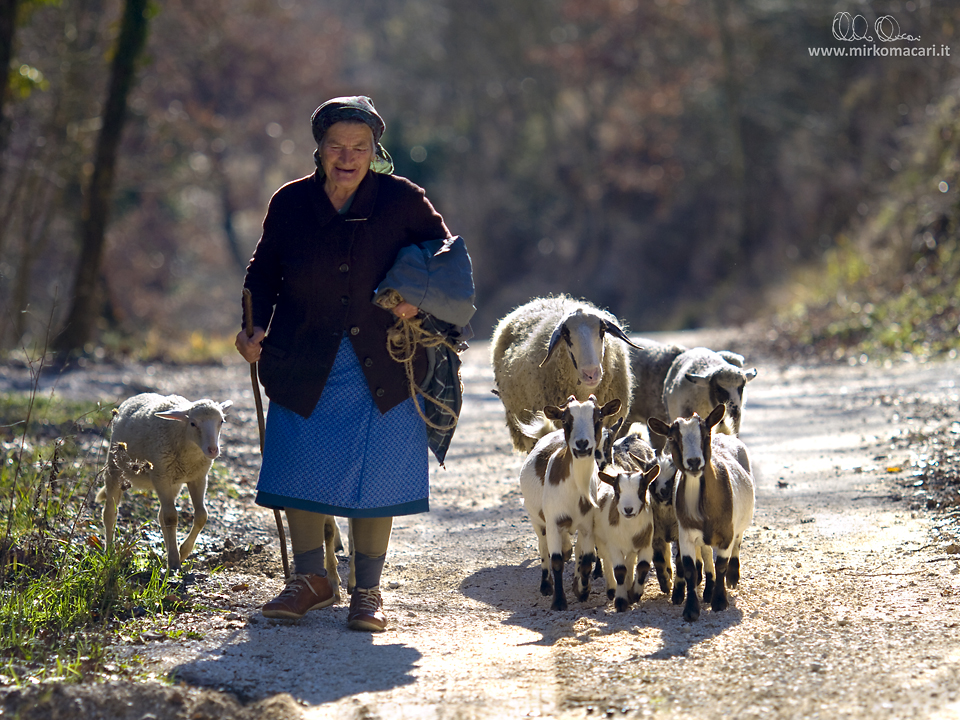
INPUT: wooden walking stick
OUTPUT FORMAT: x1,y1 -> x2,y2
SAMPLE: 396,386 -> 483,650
243,288 -> 290,579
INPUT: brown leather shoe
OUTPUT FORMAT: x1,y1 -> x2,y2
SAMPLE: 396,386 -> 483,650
262,573 -> 336,619
347,586 -> 387,631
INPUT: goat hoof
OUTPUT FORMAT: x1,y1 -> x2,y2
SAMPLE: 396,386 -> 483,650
683,607 -> 700,622
614,597 -> 629,613
551,596 -> 568,611
671,584 -> 685,605
540,581 -> 553,596
711,595 -> 728,612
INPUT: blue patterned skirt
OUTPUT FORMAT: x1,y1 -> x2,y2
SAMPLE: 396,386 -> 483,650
254,338 -> 429,518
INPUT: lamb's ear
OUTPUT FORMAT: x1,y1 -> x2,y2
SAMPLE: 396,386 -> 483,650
602,320 -> 643,350
599,398 -> 622,418
705,404 -> 725,429
685,372 -> 711,386
539,321 -> 570,367
744,368 -> 758,382
219,400 -> 234,413
647,417 -> 671,437
155,410 -> 190,423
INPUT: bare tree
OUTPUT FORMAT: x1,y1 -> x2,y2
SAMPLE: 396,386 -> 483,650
53,0 -> 149,358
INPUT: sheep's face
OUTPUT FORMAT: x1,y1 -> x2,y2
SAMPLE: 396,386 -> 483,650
599,464 -> 659,519
545,394 -> 621,460
155,400 -> 232,460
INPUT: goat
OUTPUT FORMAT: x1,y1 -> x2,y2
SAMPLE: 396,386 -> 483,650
491,295 -> 640,453
98,393 -> 231,571
594,458 -> 659,611
648,404 -> 755,622
518,394 -> 621,610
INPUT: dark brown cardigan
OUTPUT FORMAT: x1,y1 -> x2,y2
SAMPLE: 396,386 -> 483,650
243,170 -> 451,418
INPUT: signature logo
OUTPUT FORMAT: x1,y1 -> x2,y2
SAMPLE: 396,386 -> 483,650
832,12 -> 920,42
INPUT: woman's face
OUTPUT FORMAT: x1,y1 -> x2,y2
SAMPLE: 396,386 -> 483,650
319,121 -> 375,194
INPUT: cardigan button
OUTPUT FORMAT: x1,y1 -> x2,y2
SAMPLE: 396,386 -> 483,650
338,263 -> 349,273
364,357 -> 373,367
350,326 -> 360,335
375,388 -> 385,397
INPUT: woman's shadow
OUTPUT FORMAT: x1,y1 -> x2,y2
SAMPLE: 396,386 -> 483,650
169,603 -> 421,705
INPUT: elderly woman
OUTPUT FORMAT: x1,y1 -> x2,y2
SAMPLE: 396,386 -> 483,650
236,96 -> 465,631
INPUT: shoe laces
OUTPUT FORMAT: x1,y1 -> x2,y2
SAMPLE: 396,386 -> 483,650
353,586 -> 382,613
279,573 -> 320,599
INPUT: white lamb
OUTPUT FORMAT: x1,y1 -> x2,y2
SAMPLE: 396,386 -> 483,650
97,393 -> 232,572
518,395 -> 621,611
491,295 -> 641,453
594,458 -> 659,611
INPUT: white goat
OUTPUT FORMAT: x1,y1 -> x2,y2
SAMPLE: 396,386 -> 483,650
491,295 -> 640,453
97,393 -> 232,571
594,458 -> 659,611
648,405 -> 755,622
662,347 -> 757,438
518,395 -> 621,611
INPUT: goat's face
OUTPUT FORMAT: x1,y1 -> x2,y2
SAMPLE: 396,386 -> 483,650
595,416 -> 624,471
686,367 -> 757,432
545,394 -> 621,460
648,404 -> 724,478
651,453 -> 677,504
156,400 -> 232,460
600,463 -> 659,518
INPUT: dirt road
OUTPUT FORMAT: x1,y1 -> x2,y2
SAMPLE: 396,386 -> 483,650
3,330 -> 960,719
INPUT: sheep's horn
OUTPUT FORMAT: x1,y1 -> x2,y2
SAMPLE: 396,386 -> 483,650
539,321 -> 570,367
603,321 -> 643,350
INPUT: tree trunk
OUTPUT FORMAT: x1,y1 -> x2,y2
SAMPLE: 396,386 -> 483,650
53,0 -> 150,358
0,0 -> 20,154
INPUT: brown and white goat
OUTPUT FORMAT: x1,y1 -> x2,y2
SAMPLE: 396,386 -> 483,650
648,404 -> 755,622
519,394 -> 622,610
595,456 -> 659,611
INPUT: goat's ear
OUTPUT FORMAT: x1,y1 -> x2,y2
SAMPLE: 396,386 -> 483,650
543,405 -> 564,421
685,372 -> 711,386
598,469 -> 618,487
705,404 -> 725,429
155,410 -> 190,423
744,368 -> 758,382
639,464 -> 660,494
599,398 -> 622,418
608,416 -> 625,434
647,417 -> 671,437
602,320 -> 642,350
539,321 -> 570,367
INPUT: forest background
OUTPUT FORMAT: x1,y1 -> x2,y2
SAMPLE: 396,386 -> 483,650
1,0 -> 960,361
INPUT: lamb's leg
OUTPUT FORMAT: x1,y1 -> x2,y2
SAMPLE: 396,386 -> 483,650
324,516 -> 342,601
155,487 -> 183,572
179,478 -> 208,566
100,461 -> 122,551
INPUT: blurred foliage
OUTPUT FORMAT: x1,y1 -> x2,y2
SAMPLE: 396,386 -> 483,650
771,91 -> 960,364
0,0 -> 958,352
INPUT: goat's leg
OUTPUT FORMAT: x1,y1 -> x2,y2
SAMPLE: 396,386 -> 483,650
653,535 -> 673,595
535,525 -> 552,596
546,522 -> 568,610
324,516 -> 342,601
726,533 -> 744,588
702,547 -> 716,603
572,528 -> 595,603
680,553 -> 701,622
633,547 -> 652,603
711,552 -> 731,612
